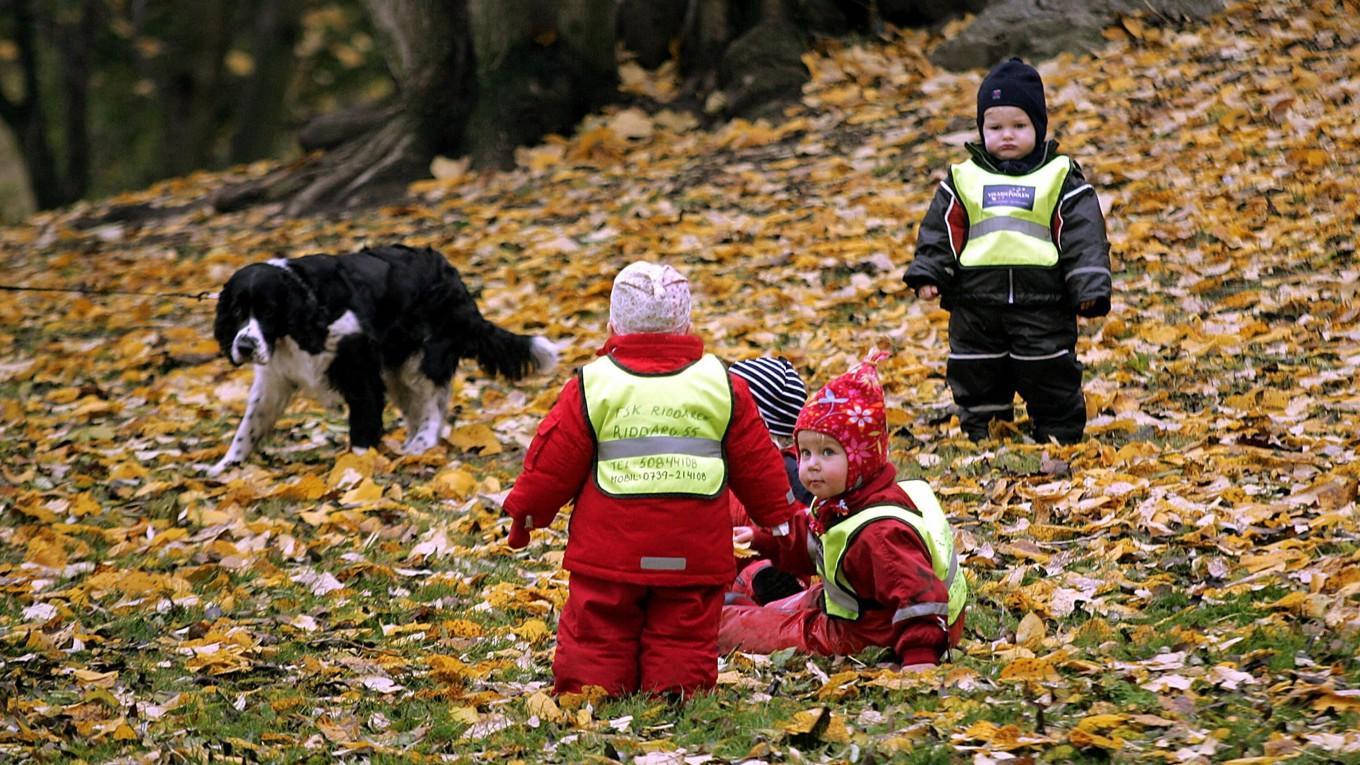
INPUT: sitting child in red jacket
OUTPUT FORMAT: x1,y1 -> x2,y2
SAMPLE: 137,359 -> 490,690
719,351 -> 967,666
502,261 -> 798,698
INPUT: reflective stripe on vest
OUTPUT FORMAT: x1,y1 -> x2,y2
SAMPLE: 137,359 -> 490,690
581,353 -> 733,498
951,156 -> 1070,268
811,480 -> 968,627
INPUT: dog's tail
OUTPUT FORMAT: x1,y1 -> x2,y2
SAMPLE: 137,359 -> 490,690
467,322 -> 559,381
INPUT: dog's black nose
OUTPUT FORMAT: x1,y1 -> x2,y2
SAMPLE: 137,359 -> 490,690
233,336 -> 259,364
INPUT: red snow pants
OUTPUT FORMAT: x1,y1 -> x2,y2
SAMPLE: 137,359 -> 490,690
717,585 -> 878,656
553,572 -> 725,697
719,585 -> 960,661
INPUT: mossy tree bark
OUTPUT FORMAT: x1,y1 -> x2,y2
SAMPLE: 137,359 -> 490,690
215,0 -> 618,216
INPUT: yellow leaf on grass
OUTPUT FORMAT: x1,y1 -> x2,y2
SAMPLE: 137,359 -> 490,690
1312,691 -> 1360,713
429,655 -> 473,684
442,619 -> 484,638
73,669 -> 118,687
783,707 -> 828,735
112,723 -> 139,741
998,657 -> 1060,684
328,451 -> 388,487
1016,611 -> 1046,649
525,691 -> 564,722
299,504 -> 333,527
432,467 -> 479,499
781,707 -> 850,744
1269,592 -> 1308,610
1075,713 -> 1126,732
109,462 -> 148,482
273,473 -> 328,501
451,424 -> 502,455
449,706 -> 481,724
822,714 -> 851,744
816,670 -> 861,701
340,478 -> 384,506
71,493 -> 103,518
1070,726 -> 1122,750
515,618 -> 551,645
26,537 -> 67,568
960,721 -> 1026,750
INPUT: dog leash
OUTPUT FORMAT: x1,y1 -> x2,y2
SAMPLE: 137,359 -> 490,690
0,283 -> 217,301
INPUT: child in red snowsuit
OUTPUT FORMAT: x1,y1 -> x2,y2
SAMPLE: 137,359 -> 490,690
719,352 -> 961,666
503,261 -> 798,697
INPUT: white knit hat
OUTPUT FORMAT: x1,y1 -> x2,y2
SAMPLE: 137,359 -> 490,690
609,261 -> 691,335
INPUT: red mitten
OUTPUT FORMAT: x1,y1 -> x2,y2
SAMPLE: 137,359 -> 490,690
507,515 -> 530,549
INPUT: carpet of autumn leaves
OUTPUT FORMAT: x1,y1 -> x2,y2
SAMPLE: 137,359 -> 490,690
2,0 -> 1359,762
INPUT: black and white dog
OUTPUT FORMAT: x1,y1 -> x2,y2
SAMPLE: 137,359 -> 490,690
209,244 -> 557,475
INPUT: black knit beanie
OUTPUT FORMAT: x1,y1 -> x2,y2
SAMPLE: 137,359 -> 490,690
976,57 -> 1047,147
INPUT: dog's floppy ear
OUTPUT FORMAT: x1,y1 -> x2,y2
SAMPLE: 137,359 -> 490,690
213,281 -> 240,358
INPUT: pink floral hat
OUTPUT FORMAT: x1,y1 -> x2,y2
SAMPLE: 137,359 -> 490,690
794,350 -> 889,492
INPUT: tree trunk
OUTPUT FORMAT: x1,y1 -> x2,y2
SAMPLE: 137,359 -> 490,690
0,0 -> 65,209
559,0 -> 619,78
160,3 -> 237,179
368,0 -> 474,152
462,0 -> 618,169
214,0 -> 618,215
229,0 -> 304,164
214,0 -> 473,216
57,0 -> 95,203
683,0 -> 731,81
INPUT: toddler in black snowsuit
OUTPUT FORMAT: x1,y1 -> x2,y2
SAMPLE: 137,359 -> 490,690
905,58 -> 1112,443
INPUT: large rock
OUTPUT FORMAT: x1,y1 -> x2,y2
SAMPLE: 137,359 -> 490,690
932,0 -> 1223,71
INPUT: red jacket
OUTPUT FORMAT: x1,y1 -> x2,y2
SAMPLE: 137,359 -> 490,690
504,333 -> 797,586
749,463 -> 949,664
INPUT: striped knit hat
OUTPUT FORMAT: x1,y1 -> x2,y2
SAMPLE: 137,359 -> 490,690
730,356 -> 807,439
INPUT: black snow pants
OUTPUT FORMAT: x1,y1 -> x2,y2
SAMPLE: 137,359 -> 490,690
946,303 -> 1086,443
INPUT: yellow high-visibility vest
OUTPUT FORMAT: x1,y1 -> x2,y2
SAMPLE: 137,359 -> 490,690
951,156 -> 1070,268
812,480 -> 968,627
581,354 -> 733,498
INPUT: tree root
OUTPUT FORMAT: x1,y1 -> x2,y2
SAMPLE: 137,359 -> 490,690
210,116 -> 430,217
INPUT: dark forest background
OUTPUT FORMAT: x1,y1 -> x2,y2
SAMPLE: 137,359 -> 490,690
0,0 -> 1214,221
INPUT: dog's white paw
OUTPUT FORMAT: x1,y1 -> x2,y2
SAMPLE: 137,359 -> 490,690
207,458 -> 237,477
402,434 -> 439,455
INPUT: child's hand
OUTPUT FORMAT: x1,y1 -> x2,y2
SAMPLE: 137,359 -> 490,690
915,285 -> 939,300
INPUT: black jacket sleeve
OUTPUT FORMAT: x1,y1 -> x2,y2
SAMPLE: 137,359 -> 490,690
1057,161 -> 1113,317
904,180 -> 961,293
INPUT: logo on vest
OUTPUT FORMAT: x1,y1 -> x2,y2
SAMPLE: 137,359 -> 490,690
982,184 -> 1036,210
